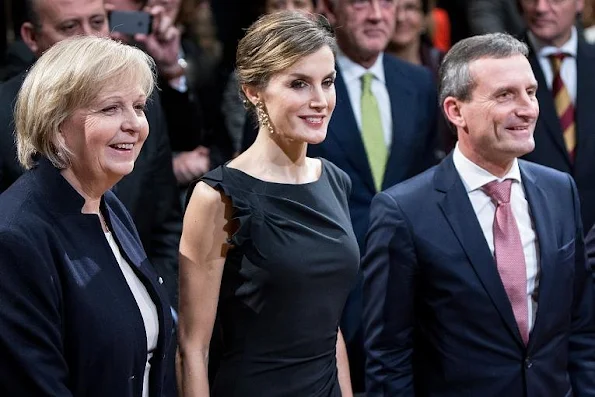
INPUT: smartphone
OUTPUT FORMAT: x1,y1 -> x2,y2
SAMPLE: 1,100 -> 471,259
109,10 -> 153,35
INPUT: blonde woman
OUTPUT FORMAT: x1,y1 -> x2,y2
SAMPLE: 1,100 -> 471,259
0,36 -> 174,397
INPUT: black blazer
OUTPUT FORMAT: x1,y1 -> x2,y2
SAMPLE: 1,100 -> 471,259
522,36 -> 595,232
0,71 -> 183,304
363,154 -> 595,396
0,158 -> 175,396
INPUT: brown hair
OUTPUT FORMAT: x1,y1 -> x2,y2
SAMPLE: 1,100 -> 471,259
235,10 -> 336,107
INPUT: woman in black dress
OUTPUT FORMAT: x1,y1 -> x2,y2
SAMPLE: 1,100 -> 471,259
178,11 -> 359,397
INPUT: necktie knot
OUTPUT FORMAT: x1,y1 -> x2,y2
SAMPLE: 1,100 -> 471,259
548,52 -> 570,72
482,179 -> 513,205
361,72 -> 374,94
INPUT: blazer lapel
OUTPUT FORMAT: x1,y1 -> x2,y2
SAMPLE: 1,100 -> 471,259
519,163 -> 556,348
328,67 -> 376,192
527,41 -> 572,167
435,156 -> 525,346
383,55 -> 415,188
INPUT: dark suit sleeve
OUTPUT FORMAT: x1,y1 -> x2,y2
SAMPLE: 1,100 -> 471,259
146,96 -> 183,305
0,230 -> 72,396
568,174 -> 595,395
362,192 -> 417,396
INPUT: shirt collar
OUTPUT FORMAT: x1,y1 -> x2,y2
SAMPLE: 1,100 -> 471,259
336,50 -> 386,85
528,26 -> 578,58
452,144 -> 522,193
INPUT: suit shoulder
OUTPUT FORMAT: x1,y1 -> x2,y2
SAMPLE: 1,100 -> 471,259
579,39 -> 595,56
0,71 -> 24,103
0,176 -> 54,242
519,159 -> 572,186
383,52 -> 434,83
383,164 -> 438,201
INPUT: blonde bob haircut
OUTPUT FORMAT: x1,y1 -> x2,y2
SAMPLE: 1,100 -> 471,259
236,10 -> 337,108
15,35 -> 156,170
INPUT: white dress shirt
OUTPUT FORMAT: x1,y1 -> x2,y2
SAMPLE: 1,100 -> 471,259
336,51 -> 393,147
105,231 -> 159,397
528,27 -> 578,104
452,146 -> 540,331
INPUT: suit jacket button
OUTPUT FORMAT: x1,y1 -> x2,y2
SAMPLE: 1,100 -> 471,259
525,358 -> 533,369
158,277 -> 163,284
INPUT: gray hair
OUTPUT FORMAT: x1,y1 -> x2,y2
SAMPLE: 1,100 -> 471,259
438,33 -> 529,106
15,35 -> 155,169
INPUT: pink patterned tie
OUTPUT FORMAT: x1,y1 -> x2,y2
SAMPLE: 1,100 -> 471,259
482,179 -> 529,344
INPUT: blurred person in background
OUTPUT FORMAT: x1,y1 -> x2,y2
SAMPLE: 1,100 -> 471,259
178,11 -> 358,397
519,0 -> 595,232
387,0 -> 444,79
0,36 -> 175,397
583,0 -> 595,42
0,0 -> 182,306
386,0 -> 455,154
107,0 -> 233,186
468,0 -> 525,37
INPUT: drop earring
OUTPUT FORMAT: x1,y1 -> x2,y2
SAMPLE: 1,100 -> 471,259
256,101 -> 274,134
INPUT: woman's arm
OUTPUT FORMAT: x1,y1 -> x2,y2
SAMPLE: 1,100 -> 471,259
177,181 -> 233,396
336,328 -> 353,397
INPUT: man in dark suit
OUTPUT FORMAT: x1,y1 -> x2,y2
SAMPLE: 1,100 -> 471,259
518,0 -> 595,231
308,0 -> 439,390
363,32 -> 595,396
0,0 -> 182,305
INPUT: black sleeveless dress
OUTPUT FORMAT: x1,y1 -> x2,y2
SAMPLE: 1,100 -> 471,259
198,158 -> 359,397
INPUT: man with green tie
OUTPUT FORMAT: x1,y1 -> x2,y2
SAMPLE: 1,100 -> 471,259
307,0 -> 440,392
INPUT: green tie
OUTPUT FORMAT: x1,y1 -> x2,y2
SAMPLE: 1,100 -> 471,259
360,72 -> 387,192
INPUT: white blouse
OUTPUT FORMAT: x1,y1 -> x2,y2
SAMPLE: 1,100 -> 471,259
105,231 -> 159,397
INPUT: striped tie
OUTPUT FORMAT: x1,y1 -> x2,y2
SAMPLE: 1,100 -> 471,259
548,53 -> 576,161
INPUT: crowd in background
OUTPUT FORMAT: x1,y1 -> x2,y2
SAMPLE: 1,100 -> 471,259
2,0 -> 595,395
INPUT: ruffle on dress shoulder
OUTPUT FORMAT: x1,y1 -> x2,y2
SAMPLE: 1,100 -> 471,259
197,166 -> 262,250
196,166 -> 269,313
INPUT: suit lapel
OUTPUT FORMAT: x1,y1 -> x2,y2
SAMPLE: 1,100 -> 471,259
328,67 -> 376,192
383,55 -> 416,188
575,40 -> 595,167
527,43 -> 571,167
435,156 -> 525,346
519,163 -> 556,348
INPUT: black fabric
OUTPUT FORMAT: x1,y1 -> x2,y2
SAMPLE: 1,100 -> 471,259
0,71 -> 182,306
0,39 -> 34,82
0,158 -> 175,396
197,159 -> 359,396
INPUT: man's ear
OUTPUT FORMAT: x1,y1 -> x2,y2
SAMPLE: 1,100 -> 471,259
576,0 -> 585,15
443,96 -> 467,130
21,22 -> 41,56
322,0 -> 338,26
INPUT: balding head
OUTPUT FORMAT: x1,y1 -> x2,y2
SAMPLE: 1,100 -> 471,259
21,0 -> 108,57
